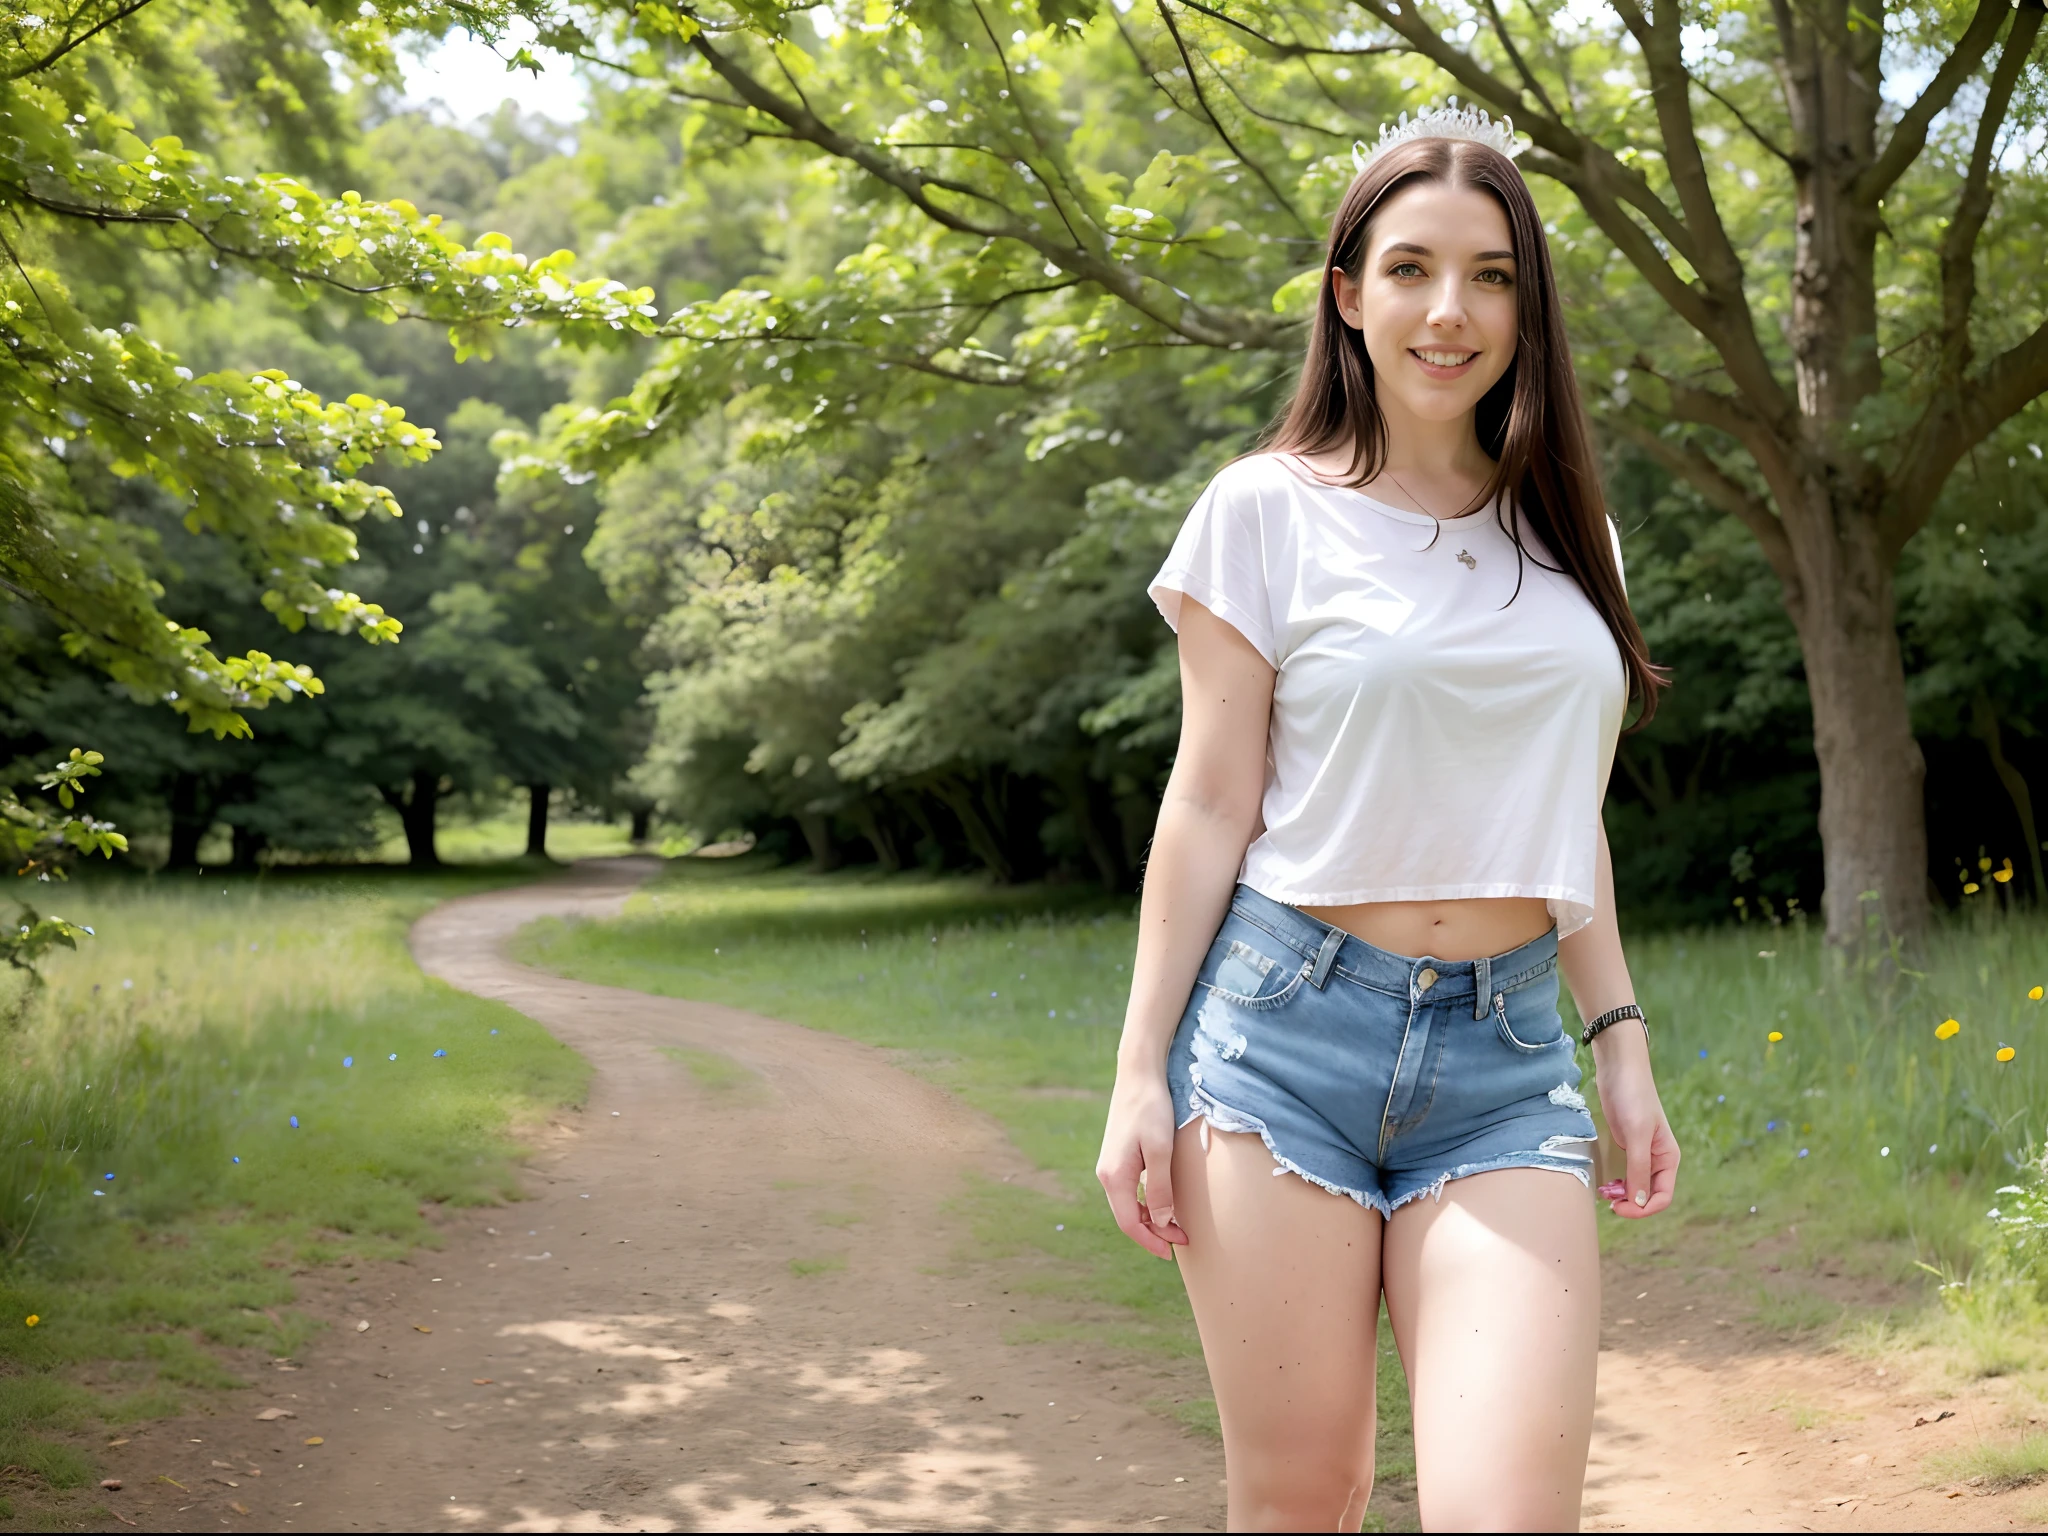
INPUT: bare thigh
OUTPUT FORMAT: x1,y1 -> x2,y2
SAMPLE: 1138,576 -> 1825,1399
1383,1167 -> 1600,1532
1170,1123 -> 1382,1532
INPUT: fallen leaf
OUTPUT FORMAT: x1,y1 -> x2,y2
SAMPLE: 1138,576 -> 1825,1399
158,1476 -> 189,1491
254,1407 -> 295,1421
354,1320 -> 370,1332
229,1501 -> 249,1515
106,1438 -> 129,1447
303,1436 -> 324,1446
212,1460 -> 234,1469
473,1377 -> 493,1385
413,1324 -> 432,1333
99,1478 -> 122,1490
210,1475 -> 239,1487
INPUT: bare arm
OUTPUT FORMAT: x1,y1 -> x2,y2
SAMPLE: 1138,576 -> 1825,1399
1559,821 -> 1679,1217
1097,599 -> 1276,1256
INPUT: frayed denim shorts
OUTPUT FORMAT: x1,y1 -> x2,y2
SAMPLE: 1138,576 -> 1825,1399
1168,885 -> 1599,1217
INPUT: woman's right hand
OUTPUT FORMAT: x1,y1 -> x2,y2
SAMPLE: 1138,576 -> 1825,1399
1096,1066 -> 1188,1259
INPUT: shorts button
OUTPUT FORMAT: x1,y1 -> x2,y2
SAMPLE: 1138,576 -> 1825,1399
1416,967 -> 1438,991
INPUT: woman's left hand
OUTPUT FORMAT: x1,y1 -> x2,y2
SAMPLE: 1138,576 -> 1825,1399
1591,1022 -> 1679,1218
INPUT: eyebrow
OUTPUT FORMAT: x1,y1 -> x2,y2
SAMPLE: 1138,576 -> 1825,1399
1382,242 -> 1516,260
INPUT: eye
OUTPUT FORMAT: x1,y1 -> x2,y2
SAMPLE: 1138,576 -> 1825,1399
1388,261 -> 1425,279
1475,267 -> 1515,286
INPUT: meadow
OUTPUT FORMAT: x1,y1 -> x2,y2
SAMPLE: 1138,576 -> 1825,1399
0,866 -> 588,1509
517,855 -> 2048,1504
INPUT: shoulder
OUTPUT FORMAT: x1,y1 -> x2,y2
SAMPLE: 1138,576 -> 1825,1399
1190,453 -> 1314,529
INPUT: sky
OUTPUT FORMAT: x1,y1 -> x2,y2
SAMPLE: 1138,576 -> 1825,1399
398,18 -> 591,127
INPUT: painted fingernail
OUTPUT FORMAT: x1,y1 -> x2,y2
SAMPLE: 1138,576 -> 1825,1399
1597,1181 -> 1626,1200
1634,1190 -> 1648,1207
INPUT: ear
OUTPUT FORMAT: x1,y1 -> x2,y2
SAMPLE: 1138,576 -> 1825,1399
1330,265 -> 1365,332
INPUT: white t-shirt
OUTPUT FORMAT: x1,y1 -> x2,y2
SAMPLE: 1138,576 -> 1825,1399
1149,452 -> 1627,936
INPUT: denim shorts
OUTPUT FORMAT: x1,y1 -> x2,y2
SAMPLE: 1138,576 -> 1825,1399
1167,885 -> 1599,1217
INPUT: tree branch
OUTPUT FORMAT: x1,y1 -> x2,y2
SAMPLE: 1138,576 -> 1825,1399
1157,1 -> 1311,232
1606,414 -> 1796,582
1857,0 -> 2014,204
5,0 -> 159,80
1889,318 -> 2048,549
682,26 -> 1288,353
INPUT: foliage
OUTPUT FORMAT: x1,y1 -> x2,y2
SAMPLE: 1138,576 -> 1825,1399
0,0 -> 656,748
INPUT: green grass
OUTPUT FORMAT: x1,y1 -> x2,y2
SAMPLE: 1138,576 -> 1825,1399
518,854 -> 2048,1524
0,866 -> 589,1496
1931,1432 -> 2048,1491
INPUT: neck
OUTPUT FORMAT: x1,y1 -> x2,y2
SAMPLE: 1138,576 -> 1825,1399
1373,394 -> 1490,483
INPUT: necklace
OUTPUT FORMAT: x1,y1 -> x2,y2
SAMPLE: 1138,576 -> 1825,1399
1384,470 -> 1479,570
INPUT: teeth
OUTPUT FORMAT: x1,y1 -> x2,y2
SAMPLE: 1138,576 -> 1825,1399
1415,349 -> 1475,366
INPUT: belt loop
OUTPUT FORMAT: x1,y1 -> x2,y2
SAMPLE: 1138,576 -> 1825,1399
1473,955 -> 1492,1020
1309,926 -> 1344,990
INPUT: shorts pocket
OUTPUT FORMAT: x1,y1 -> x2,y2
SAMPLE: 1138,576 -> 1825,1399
1202,935 -> 1307,1011
1493,989 -> 1565,1052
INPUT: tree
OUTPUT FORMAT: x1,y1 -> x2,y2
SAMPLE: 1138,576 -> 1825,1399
521,0 -> 2048,944
0,0 -> 658,742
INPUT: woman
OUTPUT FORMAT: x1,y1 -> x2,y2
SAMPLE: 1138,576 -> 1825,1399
1096,106 -> 1680,1532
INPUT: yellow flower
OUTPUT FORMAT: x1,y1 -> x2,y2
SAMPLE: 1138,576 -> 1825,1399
1994,868 -> 2014,883
1964,882 -> 1980,894
1936,1018 -> 1961,1040
2030,986 -> 2043,1001
1979,856 -> 1994,872
23,1315 -> 37,1328
1767,1030 -> 1784,1043
1996,1046 -> 2017,1063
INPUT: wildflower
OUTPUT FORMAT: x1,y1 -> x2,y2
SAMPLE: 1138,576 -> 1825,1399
232,1156 -> 240,1164
1979,856 -> 1994,873
1936,1018 -> 1961,1039
1881,1146 -> 1890,1156
288,1115 -> 299,1129
1929,1143 -> 1938,1154
24,1316 -> 37,1328
388,1053 -> 397,1061
1698,1048 -> 1709,1059
1996,1046 -> 2016,1062
1798,1148 -> 1809,1159
342,1056 -> 353,1067
1768,1030 -> 1784,1043
1766,1119 -> 1779,1131
1964,882 -> 1980,895
2030,986 -> 2043,1002
432,1048 -> 447,1058
1994,858 -> 2015,883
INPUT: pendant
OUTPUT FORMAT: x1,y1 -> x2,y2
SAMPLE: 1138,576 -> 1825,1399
1456,549 -> 1476,570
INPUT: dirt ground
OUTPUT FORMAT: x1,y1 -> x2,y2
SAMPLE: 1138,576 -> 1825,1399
95,861 -> 2048,1532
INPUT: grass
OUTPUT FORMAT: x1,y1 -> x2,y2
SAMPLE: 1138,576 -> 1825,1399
1931,1432 -> 2048,1491
518,854 -> 2048,1525
0,865 -> 589,1504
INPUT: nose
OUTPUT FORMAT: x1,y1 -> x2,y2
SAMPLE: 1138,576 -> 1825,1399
1426,273 -> 1468,332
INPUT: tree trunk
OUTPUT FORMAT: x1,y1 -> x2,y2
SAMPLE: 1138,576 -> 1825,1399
230,823 -> 267,872
929,777 -> 1013,882
1055,769 -> 1124,891
165,773 -> 207,871
526,784 -> 550,859
1786,516 -> 1926,946
388,770 -> 440,869
847,799 -> 900,872
629,806 -> 653,846
795,810 -> 840,872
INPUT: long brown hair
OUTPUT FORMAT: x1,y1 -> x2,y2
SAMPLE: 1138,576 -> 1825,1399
1264,136 -> 1664,727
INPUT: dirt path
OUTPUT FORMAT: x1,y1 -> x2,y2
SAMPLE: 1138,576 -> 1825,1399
105,860 -> 2043,1532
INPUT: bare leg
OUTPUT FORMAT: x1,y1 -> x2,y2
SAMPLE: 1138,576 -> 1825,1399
1383,1168 -> 1600,1532
1170,1122 -> 1383,1531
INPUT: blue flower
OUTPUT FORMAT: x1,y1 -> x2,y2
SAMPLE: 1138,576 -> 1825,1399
489,1029 -> 498,1036
232,1156 -> 240,1164
343,1056 -> 353,1068
1797,1148 -> 1809,1159
1766,1119 -> 1778,1131
1716,1094 -> 1726,1104
388,1053 -> 397,1061
102,1173 -> 113,1181
432,1048 -> 447,1058
1698,1048 -> 1708,1059
289,1115 -> 300,1129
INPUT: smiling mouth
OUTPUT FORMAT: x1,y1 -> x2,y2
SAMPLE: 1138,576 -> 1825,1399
1412,348 -> 1478,368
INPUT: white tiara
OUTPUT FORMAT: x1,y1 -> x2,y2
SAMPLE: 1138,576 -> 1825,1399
1351,97 -> 1525,172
